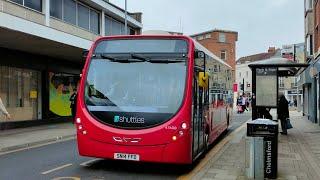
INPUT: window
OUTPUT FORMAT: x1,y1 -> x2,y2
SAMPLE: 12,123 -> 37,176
214,65 -> 218,72
205,34 -> 211,39
112,20 -> 122,35
90,10 -> 100,34
0,66 -> 41,122
305,0 -> 313,11
63,0 -> 77,25
219,33 -> 226,43
279,77 -> 284,88
11,0 -> 23,4
105,16 -> 134,36
24,0 -> 42,11
198,36 -> 204,40
78,4 -> 90,30
11,0 -> 42,12
220,50 -> 227,60
306,34 -> 314,56
50,0 -> 62,19
50,0 -> 100,34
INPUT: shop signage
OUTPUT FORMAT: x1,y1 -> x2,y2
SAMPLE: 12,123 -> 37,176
30,91 -> 37,99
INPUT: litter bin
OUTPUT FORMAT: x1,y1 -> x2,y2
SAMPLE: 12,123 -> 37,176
247,118 -> 278,179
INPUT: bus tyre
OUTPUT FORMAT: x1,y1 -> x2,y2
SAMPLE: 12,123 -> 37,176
227,114 -> 230,127
204,133 -> 209,152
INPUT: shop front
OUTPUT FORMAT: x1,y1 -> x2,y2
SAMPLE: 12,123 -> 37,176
0,47 -> 81,129
0,66 -> 41,122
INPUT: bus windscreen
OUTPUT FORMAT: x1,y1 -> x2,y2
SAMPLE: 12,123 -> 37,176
84,39 -> 188,129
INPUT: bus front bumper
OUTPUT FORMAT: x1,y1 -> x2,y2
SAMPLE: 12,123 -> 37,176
77,133 -> 192,164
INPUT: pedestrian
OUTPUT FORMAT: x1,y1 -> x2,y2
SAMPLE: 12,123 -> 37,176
294,99 -> 297,107
237,96 -> 243,113
0,96 -> 11,120
278,93 -> 289,135
69,90 -> 77,123
241,95 -> 248,112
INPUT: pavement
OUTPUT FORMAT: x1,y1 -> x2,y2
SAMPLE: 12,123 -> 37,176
0,122 -> 75,153
189,111 -> 320,180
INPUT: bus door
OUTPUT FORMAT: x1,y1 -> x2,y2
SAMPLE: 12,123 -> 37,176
192,71 -> 209,159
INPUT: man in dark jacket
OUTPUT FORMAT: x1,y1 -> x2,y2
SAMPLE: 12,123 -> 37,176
70,90 -> 77,123
278,94 -> 289,135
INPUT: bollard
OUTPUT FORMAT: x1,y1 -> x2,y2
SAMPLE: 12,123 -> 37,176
246,137 -> 264,179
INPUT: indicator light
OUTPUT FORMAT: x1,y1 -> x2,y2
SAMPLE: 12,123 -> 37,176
83,130 -> 87,135
78,125 -> 83,130
179,131 -> 184,136
181,123 -> 187,129
172,136 -> 177,141
76,118 -> 81,124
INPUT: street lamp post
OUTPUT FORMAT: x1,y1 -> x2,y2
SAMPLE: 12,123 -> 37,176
124,0 -> 128,35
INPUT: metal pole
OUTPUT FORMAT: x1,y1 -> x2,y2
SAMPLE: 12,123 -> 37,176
294,44 -> 299,109
124,0 -> 128,35
243,78 -> 245,94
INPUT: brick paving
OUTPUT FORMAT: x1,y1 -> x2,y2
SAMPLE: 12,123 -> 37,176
194,111 -> 320,180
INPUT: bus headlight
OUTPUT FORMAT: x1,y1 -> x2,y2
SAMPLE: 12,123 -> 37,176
181,123 -> 187,129
76,118 -> 81,124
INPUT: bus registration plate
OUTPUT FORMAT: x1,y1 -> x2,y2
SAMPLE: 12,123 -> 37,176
114,153 -> 140,161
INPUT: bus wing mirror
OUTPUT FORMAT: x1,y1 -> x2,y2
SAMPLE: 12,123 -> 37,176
195,50 -> 206,72
195,51 -> 205,59
198,72 -> 209,88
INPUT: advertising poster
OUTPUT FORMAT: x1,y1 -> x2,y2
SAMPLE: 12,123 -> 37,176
256,68 -> 277,107
49,72 -> 79,117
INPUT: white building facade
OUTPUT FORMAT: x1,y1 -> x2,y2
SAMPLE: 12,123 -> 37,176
0,0 -> 142,128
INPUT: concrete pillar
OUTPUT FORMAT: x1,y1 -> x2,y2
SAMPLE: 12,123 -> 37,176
101,11 -> 105,36
44,0 -> 50,26
297,94 -> 301,112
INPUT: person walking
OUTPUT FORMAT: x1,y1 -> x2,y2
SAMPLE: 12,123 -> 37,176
241,95 -> 248,112
278,93 -> 289,135
0,97 -> 11,120
69,90 -> 77,122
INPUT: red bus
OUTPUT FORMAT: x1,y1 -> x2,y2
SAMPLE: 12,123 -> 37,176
76,35 -> 233,164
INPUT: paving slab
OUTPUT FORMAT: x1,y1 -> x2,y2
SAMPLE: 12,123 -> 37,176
0,123 -> 75,153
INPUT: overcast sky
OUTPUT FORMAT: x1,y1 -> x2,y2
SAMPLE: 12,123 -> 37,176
109,0 -> 304,59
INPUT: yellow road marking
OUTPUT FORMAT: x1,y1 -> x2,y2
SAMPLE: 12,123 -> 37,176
178,119 -> 249,180
41,163 -> 73,175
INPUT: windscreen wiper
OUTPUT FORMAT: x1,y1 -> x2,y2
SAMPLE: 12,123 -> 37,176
97,53 -> 146,63
147,59 -> 186,63
130,53 -> 150,62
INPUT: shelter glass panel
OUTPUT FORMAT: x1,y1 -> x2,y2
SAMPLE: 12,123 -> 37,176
256,68 -> 277,107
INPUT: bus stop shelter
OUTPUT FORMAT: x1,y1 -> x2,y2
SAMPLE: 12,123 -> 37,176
248,58 -> 309,120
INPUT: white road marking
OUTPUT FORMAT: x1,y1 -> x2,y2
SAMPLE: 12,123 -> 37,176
80,158 -> 101,167
41,163 -> 73,175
